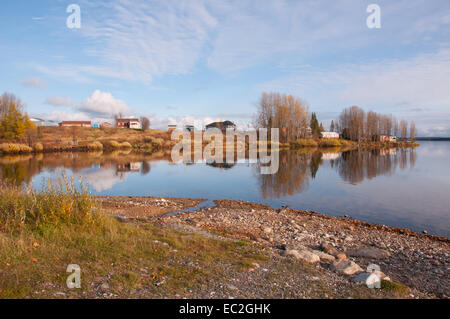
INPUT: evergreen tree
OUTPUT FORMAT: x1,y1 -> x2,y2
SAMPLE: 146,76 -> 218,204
310,113 -> 321,138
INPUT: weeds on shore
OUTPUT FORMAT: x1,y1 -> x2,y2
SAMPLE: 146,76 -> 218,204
0,175 -> 267,298
290,139 -> 318,148
0,143 -> 33,154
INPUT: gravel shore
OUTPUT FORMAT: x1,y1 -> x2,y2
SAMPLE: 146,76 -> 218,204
99,196 -> 449,299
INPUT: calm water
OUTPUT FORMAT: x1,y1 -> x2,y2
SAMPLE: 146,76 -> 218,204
1,141 -> 449,237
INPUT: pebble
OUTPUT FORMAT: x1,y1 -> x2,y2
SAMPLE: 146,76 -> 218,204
100,283 -> 110,291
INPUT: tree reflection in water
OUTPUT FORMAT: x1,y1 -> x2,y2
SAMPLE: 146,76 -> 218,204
335,148 -> 417,185
0,147 -> 417,197
255,148 -> 417,198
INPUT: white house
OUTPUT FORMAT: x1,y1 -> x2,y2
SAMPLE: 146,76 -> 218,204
116,118 -> 142,129
30,117 -> 45,126
379,135 -> 397,142
321,152 -> 340,160
321,132 -> 339,139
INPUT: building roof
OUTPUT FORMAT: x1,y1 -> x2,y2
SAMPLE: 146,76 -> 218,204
116,118 -> 139,122
60,121 -> 91,124
206,120 -> 236,128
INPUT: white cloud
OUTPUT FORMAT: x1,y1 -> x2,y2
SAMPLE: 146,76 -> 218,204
260,49 -> 450,136
33,0 -> 450,82
143,114 -> 251,131
22,77 -> 47,88
45,96 -> 76,108
65,0 -> 218,83
78,90 -> 130,117
43,110 -> 91,122
77,167 -> 126,192
40,90 -> 133,123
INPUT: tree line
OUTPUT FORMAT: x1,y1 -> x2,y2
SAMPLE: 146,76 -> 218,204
254,92 -> 310,142
335,106 -> 416,142
255,92 -> 417,142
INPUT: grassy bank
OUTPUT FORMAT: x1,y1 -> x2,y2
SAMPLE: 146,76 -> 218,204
290,139 -> 419,150
0,177 -> 267,298
0,126 -> 420,155
0,127 -> 176,155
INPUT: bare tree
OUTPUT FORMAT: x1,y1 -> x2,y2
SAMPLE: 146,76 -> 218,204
410,121 -> 416,141
337,106 -> 411,142
366,111 -> 379,141
255,92 -> 309,141
1,92 -> 24,116
400,120 -> 408,141
339,106 -> 365,142
140,116 -> 150,131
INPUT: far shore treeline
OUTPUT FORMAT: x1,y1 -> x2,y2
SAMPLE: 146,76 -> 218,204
254,92 -> 417,143
0,91 -> 418,155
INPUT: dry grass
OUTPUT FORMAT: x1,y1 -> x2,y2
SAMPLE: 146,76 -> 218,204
0,176 -> 267,298
290,139 -> 318,148
33,143 -> 44,152
87,141 -> 103,150
0,143 -> 33,154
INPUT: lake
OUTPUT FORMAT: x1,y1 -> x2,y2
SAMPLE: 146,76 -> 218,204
1,141 -> 449,237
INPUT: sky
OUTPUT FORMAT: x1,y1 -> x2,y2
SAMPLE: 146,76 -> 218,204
1,0 -> 449,136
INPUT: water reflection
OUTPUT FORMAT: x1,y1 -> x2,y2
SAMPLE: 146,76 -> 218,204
254,148 -> 417,198
335,148 -> 416,185
0,148 -> 417,196
257,150 -> 311,199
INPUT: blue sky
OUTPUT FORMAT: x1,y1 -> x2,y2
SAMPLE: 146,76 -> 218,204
1,0 -> 449,135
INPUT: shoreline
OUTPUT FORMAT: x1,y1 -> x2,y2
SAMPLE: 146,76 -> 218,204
97,195 -> 449,298
1,189 -> 448,299
97,196 -> 448,241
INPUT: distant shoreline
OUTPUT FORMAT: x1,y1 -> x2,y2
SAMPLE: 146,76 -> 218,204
415,137 -> 450,141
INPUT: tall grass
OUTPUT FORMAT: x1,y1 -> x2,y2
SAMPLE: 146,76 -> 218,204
0,174 -> 268,298
86,141 -> 103,150
33,143 -> 44,152
0,143 -> 33,154
103,140 -> 132,150
0,176 -> 102,235
290,139 -> 318,148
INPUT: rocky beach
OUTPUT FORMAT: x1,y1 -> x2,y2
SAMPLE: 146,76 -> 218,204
98,196 -> 450,299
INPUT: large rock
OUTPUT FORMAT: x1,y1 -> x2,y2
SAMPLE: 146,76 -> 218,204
310,249 -> 335,262
285,249 -> 320,264
346,247 -> 391,259
331,259 -> 363,275
320,242 -> 340,256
